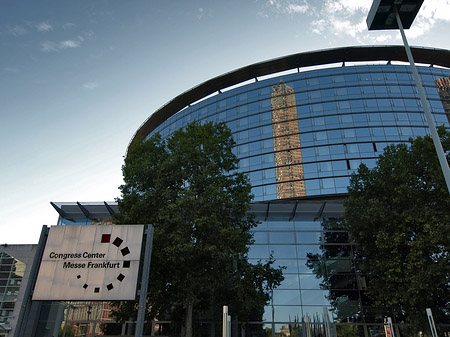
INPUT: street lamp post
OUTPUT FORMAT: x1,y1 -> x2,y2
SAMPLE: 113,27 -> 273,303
367,0 -> 450,195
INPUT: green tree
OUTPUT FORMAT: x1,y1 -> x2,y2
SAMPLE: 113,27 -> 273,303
116,121 -> 283,337
343,127 -> 450,329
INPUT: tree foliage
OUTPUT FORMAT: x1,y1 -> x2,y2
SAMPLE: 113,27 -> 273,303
343,127 -> 450,328
115,121 -> 283,336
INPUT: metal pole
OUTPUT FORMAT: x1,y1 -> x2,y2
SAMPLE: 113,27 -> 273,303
426,308 -> 438,337
387,317 -> 395,337
62,304 -> 71,337
223,306 -> 228,337
394,7 -> 450,194
135,225 -> 155,337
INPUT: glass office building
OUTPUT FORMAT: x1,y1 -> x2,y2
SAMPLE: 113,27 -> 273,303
129,46 -> 450,336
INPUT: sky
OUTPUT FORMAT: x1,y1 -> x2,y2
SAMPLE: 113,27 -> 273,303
1,0 -> 450,244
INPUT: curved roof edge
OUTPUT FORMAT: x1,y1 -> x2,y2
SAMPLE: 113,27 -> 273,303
130,45 -> 450,149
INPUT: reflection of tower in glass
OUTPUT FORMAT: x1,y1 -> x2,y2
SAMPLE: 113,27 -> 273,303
435,77 -> 450,124
271,81 -> 306,198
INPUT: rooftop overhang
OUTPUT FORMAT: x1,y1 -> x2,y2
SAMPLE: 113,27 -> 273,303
50,201 -> 118,221
367,0 -> 424,30
129,45 -> 450,151
51,198 -> 345,221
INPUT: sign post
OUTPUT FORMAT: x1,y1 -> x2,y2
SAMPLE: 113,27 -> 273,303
135,225 -> 154,337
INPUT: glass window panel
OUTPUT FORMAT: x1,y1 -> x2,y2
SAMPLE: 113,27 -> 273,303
313,117 -> 325,126
318,146 -> 330,156
358,143 -> 373,153
322,178 -> 335,189
320,162 -> 332,172
350,100 -> 364,109
324,116 -> 339,125
347,86 -> 361,95
300,274 -> 324,289
272,306 -> 303,323
272,259 -> 299,273
279,274 -> 300,289
326,258 -> 353,274
267,220 -> 295,230
248,245 -> 269,259
327,130 -> 341,139
335,177 -> 350,188
270,232 -> 295,244
330,144 -> 345,154
336,88 -> 347,96
315,131 -> 327,140
303,163 -> 318,174
301,290 -> 331,305
308,78 -> 319,86
264,184 -> 277,197
305,179 -> 320,192
323,101 -> 337,112
343,129 -> 356,138
263,169 -> 276,179
296,231 -> 322,244
297,245 -> 321,259
384,127 -> 398,136
263,139 -> 273,149
253,231 -> 269,244
338,101 -> 350,109
309,90 -> 321,99
312,103 -> 323,113
273,289 -> 301,305
269,245 -> 297,259
332,160 -> 347,171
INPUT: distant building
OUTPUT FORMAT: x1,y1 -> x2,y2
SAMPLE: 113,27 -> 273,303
271,81 -> 306,198
0,244 -> 37,337
435,76 -> 450,123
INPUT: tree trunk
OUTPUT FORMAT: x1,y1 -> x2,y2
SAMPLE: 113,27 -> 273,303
185,301 -> 194,337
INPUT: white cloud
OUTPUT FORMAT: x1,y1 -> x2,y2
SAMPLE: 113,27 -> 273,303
83,81 -> 98,89
7,25 -> 27,36
41,37 -> 83,52
311,19 -> 327,35
37,22 -> 53,32
41,41 -> 58,52
4,67 -> 20,73
63,22 -> 76,30
306,0 -> 449,43
287,4 -> 308,14
60,40 -> 81,49
265,0 -> 310,15
197,7 -> 204,20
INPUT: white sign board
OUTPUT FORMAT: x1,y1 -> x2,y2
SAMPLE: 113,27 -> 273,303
32,225 -> 144,301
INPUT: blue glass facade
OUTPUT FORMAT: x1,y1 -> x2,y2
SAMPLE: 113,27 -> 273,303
135,47 -> 450,336
149,64 -> 450,200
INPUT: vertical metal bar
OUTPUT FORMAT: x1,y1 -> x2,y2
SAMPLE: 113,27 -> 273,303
271,291 -> 275,337
13,225 -> 49,337
387,317 -> 395,337
426,308 -> 438,337
223,306 -> 228,337
135,225 -> 154,337
395,7 -> 450,194
323,307 -> 331,337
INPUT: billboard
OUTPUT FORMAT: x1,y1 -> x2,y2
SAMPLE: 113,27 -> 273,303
32,225 -> 144,301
